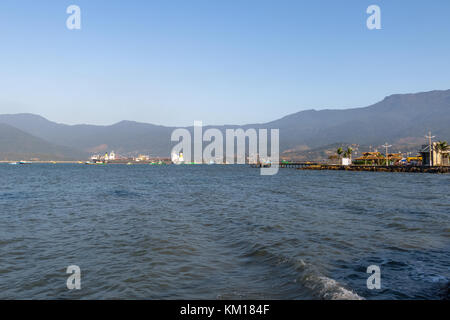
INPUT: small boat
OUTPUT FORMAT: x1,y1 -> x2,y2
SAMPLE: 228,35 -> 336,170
85,161 -> 105,165
19,161 -> 32,164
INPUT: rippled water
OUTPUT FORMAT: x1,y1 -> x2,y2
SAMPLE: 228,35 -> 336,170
0,164 -> 448,299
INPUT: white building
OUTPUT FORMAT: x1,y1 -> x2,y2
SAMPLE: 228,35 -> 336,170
341,157 -> 352,166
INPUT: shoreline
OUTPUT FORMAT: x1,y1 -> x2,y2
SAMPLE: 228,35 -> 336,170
0,160 -> 171,164
297,164 -> 450,174
0,160 -> 82,163
1,161 -> 449,173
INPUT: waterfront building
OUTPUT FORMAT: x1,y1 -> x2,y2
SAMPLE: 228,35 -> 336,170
387,153 -> 403,165
420,142 -> 449,166
406,156 -> 422,166
354,152 -> 385,165
353,151 -> 403,166
135,154 -> 150,162
341,157 -> 351,166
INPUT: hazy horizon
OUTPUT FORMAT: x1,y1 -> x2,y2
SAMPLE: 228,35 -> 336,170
3,87 -> 450,128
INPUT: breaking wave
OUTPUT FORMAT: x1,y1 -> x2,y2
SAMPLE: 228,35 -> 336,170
242,244 -> 364,300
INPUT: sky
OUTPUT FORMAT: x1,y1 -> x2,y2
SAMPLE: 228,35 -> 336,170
0,0 -> 449,126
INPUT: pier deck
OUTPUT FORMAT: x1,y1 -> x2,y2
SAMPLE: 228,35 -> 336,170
250,162 -> 320,169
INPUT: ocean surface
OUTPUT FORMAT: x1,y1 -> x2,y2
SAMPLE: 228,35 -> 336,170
0,164 -> 448,300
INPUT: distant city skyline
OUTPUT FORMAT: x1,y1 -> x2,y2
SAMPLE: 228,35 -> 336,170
1,0 -> 450,126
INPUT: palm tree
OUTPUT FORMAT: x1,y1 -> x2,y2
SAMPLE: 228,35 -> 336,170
436,141 -> 449,165
437,141 -> 448,150
343,147 -> 353,160
336,147 -> 343,165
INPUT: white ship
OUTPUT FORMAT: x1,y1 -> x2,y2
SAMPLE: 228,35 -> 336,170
171,152 -> 185,164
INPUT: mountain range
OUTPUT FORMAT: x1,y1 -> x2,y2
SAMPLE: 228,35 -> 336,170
0,123 -> 85,160
0,89 -> 449,161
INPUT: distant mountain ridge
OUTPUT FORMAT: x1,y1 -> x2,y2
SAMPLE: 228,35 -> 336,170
0,123 -> 85,160
0,89 -> 449,160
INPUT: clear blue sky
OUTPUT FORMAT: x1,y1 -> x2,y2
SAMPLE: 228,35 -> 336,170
0,0 -> 449,126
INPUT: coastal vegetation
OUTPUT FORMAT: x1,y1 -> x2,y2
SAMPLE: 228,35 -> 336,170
436,141 -> 449,165
343,147 -> 353,160
333,146 -> 353,164
336,147 -> 343,161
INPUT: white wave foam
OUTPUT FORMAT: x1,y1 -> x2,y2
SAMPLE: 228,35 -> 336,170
295,260 -> 364,300
303,275 -> 364,300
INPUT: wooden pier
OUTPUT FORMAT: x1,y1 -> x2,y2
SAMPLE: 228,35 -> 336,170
250,162 -> 320,169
